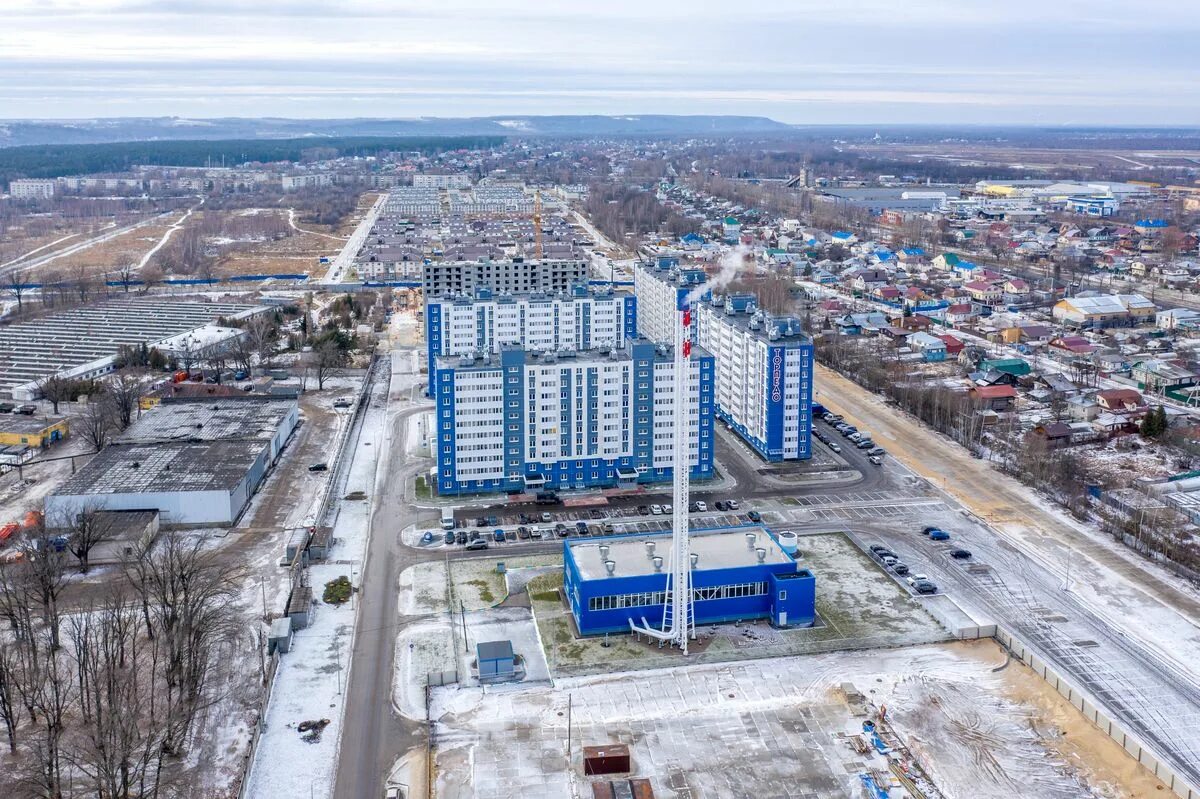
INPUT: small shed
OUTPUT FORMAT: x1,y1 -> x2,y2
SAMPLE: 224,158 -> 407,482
476,640 -> 515,682
286,584 -> 313,630
268,616 -> 293,655
583,744 -> 631,776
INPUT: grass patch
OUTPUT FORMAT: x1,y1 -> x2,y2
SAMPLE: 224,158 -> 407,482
414,475 -> 432,499
322,575 -> 352,605
465,579 -> 495,605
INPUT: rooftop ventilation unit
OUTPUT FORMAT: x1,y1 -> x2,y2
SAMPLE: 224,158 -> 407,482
756,547 -> 767,563
690,553 -> 699,569
604,559 -> 616,576
645,541 -> 656,558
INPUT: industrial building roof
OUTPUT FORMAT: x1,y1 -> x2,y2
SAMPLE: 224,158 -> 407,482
55,440 -> 266,496
0,298 -> 265,395
116,397 -> 296,445
0,416 -> 66,434
567,525 -> 791,580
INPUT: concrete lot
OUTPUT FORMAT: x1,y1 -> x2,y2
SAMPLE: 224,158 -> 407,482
430,639 -> 1153,799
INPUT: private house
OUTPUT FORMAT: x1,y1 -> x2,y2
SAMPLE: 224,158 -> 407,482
1132,359 -> 1198,394
979,358 -> 1032,377
1003,279 -> 1031,305
1052,294 -> 1156,329
963,280 -> 1003,307
968,384 -> 1017,411
909,332 -> 948,362
1048,335 -> 1096,356
1030,421 -> 1073,449
937,334 -> 966,356
1096,388 -> 1144,412
944,303 -> 978,326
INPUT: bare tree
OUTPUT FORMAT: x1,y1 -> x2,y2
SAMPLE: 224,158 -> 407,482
310,339 -> 348,390
72,262 -> 94,304
5,266 -> 31,313
246,314 -> 279,371
56,505 -> 115,575
105,373 -> 143,430
17,524 -> 70,652
37,375 -> 78,415
78,397 -> 115,451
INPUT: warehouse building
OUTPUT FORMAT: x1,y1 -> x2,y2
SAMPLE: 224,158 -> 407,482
636,261 -> 814,462
45,396 -> 298,526
433,342 -> 714,495
425,286 -> 637,391
0,416 -> 68,449
563,525 -> 816,636
0,298 -> 266,400
697,296 -> 814,461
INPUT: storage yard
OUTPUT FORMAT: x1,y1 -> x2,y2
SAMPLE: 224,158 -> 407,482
429,640 -> 1157,799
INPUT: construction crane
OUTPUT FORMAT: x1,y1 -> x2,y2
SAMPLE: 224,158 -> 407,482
533,189 -> 543,261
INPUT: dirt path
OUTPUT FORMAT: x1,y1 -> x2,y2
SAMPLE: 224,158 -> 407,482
815,362 -> 1200,625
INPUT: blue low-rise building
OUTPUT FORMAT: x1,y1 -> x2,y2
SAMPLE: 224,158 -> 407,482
562,525 -> 816,636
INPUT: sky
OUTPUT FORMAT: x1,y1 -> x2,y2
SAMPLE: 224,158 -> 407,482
3,0 -> 1200,125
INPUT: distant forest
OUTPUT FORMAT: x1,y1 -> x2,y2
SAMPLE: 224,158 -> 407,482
0,135 -> 505,187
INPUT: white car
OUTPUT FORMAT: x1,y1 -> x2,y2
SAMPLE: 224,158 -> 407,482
650,504 -> 664,515
905,573 -> 929,587
695,501 -> 708,512
663,504 -> 673,514
727,500 -> 740,510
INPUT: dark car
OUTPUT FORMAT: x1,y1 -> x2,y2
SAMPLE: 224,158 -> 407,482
747,510 -> 762,523
913,580 -> 938,595
892,563 -> 910,576
444,530 -> 455,545
455,531 -> 467,545
950,548 -> 973,560
517,526 -> 531,540
493,529 -> 505,542
872,548 -> 896,559
637,505 -> 650,515
535,492 -> 560,505
0,403 -> 14,413
308,462 -> 328,472
575,521 -> 589,535
921,526 -> 940,535
555,523 -> 569,537
869,545 -> 889,553
465,539 -> 489,551
714,501 -> 729,512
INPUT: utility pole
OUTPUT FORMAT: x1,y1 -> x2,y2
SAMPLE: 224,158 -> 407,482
460,601 -> 468,654
567,693 -> 573,761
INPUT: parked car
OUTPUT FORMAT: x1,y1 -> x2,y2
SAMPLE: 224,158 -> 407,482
529,526 -> 543,540
892,563 -> 910,576
747,510 -> 762,523
714,501 -> 729,511
929,530 -> 950,541
421,531 -> 433,544
727,500 -> 740,510
555,523 -> 568,537
921,526 -> 940,535
847,433 -> 863,443
455,531 -> 468,545
648,504 -> 662,515
829,443 -> 842,453
540,512 -> 552,523
535,492 -> 561,505
517,526 -> 530,540
913,580 -> 938,595
575,521 -> 589,535
493,529 -> 505,542
905,573 -> 929,587
308,462 -> 328,472
856,439 -> 875,449
695,501 -> 707,513
663,504 -> 672,514
867,447 -> 886,457
601,523 -> 615,534
869,545 -> 889,554
868,456 -> 883,466
333,398 -> 352,409
637,505 -> 650,515
950,548 -> 972,559
444,530 -> 455,544
465,539 -> 489,551
0,403 -> 14,413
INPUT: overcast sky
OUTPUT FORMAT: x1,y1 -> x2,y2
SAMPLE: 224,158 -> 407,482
4,0 -> 1200,124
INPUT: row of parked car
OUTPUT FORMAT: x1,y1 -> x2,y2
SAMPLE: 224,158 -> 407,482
815,411 -> 887,465
867,526 -> 975,594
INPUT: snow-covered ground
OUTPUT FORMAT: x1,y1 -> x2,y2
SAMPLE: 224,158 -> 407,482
430,639 -> 1153,799
242,375 -> 389,799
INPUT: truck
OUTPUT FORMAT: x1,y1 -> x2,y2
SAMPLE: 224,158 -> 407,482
440,507 -> 456,531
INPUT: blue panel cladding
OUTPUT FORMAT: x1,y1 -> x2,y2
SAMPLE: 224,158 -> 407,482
501,349 -> 526,492
798,342 -> 814,459
623,295 -> 638,343
425,301 -> 442,397
435,369 -> 457,494
631,342 -> 655,471
695,353 -> 715,478
768,569 -> 816,627
586,367 -> 598,458
766,345 -> 787,459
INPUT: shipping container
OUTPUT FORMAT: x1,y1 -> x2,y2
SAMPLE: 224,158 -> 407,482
583,744 -> 631,776
629,779 -> 655,799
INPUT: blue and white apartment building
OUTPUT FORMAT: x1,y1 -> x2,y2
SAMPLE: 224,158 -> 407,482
635,259 -> 814,462
425,285 -> 637,393
433,341 -> 715,496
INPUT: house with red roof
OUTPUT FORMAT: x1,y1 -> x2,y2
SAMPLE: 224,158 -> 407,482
968,384 -> 1017,411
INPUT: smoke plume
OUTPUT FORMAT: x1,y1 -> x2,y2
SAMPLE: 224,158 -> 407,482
684,244 -> 750,308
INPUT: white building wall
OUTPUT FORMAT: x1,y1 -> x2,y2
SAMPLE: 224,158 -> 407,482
446,368 -> 505,482
45,489 -> 237,526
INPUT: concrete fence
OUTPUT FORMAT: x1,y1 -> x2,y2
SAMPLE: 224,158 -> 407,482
995,626 -> 1200,799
